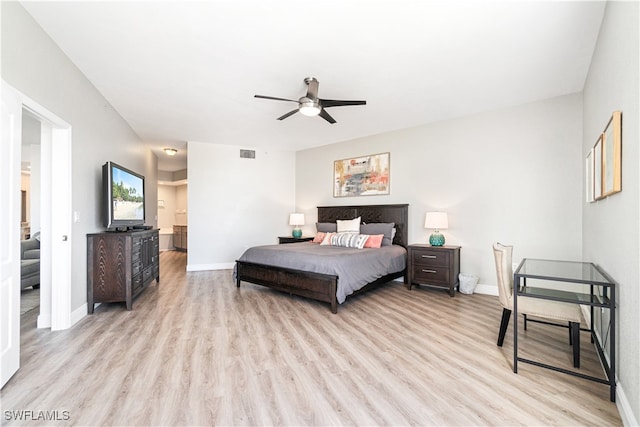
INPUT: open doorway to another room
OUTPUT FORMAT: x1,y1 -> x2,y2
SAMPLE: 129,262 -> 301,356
19,110 -> 42,318
157,169 -> 188,253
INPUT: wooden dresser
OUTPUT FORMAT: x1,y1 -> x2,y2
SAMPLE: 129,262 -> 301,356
87,229 -> 159,313
407,244 -> 460,296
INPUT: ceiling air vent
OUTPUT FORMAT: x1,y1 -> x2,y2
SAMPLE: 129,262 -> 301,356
240,149 -> 255,159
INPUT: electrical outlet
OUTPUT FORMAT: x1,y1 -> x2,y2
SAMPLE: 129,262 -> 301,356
512,262 -> 519,271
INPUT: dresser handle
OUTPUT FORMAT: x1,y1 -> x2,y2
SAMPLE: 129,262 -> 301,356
421,255 -> 437,259
422,269 -> 437,273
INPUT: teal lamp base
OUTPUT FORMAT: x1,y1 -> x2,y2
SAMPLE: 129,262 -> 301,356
429,231 -> 445,246
292,228 -> 302,238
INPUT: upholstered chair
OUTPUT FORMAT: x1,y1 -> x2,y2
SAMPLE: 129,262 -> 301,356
493,242 -> 582,368
20,232 -> 41,290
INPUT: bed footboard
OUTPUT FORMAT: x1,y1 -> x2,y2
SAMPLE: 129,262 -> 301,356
236,261 -> 339,313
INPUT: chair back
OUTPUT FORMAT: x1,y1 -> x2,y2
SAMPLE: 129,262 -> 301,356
493,242 -> 513,308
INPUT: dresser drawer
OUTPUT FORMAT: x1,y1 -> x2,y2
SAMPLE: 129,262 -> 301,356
411,249 -> 450,267
132,260 -> 143,276
412,265 -> 450,284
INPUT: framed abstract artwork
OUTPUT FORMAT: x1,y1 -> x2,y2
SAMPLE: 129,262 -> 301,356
594,135 -> 603,200
602,111 -> 622,197
585,148 -> 594,203
334,152 -> 390,197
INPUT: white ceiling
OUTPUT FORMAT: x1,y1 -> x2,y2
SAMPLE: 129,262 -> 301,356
21,1 -> 606,172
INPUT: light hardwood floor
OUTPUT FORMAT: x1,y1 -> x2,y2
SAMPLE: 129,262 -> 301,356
2,251 -> 621,426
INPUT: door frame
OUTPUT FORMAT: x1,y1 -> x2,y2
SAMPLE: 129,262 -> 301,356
9,82 -> 73,331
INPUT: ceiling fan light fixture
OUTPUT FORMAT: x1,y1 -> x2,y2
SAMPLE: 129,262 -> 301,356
255,78 -> 365,123
163,148 -> 178,156
299,101 -> 321,117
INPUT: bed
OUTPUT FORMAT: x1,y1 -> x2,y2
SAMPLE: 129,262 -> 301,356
235,204 -> 408,313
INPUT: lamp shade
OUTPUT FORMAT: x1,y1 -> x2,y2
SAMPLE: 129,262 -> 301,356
424,212 -> 448,230
289,213 -> 305,226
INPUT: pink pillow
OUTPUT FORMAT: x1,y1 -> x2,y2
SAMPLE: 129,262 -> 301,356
363,234 -> 384,248
312,232 -> 326,244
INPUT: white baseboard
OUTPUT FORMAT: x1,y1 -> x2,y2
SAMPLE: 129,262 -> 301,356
474,283 -> 498,296
70,303 -> 87,327
37,313 -> 51,329
37,304 -> 86,330
187,262 -> 235,272
616,382 -> 639,427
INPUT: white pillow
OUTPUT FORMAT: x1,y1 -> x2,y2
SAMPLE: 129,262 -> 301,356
336,217 -> 361,233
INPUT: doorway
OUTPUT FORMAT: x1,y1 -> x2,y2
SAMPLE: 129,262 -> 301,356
20,110 -> 42,319
1,79 -> 73,388
21,104 -> 72,331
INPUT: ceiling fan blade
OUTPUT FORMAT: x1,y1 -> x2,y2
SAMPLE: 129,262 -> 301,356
254,95 -> 297,103
320,99 -> 367,108
277,109 -> 299,120
318,109 -> 336,124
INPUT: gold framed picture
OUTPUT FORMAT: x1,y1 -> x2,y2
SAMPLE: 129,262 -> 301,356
602,111 -> 622,197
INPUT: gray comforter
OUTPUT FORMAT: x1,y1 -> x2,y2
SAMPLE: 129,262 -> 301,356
235,242 -> 407,303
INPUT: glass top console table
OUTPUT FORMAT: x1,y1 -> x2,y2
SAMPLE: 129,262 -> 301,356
513,258 -> 616,402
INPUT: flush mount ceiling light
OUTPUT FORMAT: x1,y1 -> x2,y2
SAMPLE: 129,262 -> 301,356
163,148 -> 178,156
298,98 -> 321,116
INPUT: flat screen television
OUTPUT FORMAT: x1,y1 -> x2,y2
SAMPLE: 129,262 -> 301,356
102,161 -> 146,231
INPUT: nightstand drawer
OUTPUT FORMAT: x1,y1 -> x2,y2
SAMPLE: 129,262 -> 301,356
413,265 -> 450,284
411,249 -> 450,267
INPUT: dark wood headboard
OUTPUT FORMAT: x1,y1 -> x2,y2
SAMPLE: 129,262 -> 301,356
317,204 -> 409,247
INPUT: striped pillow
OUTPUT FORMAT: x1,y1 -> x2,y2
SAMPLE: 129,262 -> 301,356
330,232 -> 369,249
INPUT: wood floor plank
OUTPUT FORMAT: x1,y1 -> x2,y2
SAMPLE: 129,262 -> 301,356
1,250 -> 621,426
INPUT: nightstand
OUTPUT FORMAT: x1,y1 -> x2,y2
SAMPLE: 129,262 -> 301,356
407,244 -> 460,296
278,236 -> 314,244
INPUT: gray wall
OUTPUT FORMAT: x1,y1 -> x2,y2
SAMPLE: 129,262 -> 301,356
1,2 -> 157,313
583,1 -> 639,424
296,93 -> 584,291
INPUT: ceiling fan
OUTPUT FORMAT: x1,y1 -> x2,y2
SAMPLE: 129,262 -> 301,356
254,77 -> 366,124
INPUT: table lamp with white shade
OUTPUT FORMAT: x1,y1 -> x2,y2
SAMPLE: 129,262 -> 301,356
424,212 -> 448,246
289,213 -> 305,238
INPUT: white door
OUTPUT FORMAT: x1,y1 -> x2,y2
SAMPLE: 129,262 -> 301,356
1,80 -> 23,387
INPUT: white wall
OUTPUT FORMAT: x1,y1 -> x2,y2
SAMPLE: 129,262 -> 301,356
582,1 -> 639,424
157,183 -> 188,229
1,2 -> 157,313
175,184 -> 188,226
297,93 -> 584,290
187,142 -> 295,270
158,184 -> 178,229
